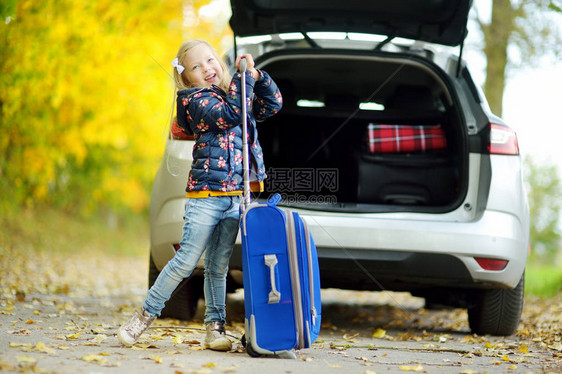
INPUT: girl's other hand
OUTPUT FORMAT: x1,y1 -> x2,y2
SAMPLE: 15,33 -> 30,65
236,54 -> 260,80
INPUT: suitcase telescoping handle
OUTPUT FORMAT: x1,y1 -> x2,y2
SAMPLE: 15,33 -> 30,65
239,58 -> 251,211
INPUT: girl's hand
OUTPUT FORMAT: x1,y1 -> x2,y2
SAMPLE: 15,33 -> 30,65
236,54 -> 260,80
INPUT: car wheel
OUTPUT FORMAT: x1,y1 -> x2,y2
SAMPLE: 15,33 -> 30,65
467,273 -> 525,336
148,254 -> 203,320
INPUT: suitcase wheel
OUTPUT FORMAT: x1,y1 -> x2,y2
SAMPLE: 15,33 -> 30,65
246,343 -> 262,357
240,334 -> 263,357
240,334 -> 247,348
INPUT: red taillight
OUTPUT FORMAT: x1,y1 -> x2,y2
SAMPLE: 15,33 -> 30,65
170,120 -> 196,141
488,123 -> 519,155
474,257 -> 508,271
173,244 -> 181,251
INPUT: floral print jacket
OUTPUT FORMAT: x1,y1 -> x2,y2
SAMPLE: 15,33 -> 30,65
176,70 -> 282,193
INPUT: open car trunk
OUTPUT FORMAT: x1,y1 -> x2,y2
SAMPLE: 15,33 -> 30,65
256,51 -> 468,213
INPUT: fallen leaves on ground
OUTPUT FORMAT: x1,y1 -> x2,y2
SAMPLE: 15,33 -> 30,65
0,242 -> 147,302
1,224 -> 561,373
371,328 -> 386,339
398,363 -> 423,371
518,293 -> 562,356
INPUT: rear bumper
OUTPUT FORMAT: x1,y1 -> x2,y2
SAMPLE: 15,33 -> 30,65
229,208 -> 528,290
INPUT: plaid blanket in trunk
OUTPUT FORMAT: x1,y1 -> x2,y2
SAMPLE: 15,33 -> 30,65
367,124 -> 447,153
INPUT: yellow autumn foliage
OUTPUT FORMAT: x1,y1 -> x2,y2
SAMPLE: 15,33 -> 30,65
0,0 -> 233,214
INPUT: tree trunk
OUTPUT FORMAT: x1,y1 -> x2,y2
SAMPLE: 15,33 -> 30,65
483,0 -> 516,116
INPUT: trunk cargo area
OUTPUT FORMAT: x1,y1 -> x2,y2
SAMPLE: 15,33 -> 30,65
257,53 -> 468,212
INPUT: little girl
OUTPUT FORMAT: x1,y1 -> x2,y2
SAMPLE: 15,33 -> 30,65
118,40 -> 282,350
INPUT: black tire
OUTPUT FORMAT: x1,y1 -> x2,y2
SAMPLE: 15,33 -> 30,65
148,254 -> 203,321
467,273 -> 525,336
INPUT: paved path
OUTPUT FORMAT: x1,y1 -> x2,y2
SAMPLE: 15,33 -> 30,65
1,286 -> 560,374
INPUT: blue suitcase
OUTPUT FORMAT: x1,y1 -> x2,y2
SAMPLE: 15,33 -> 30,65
240,195 -> 322,357
237,59 -> 321,357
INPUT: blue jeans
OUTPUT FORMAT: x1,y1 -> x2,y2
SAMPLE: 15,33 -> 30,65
144,196 -> 241,324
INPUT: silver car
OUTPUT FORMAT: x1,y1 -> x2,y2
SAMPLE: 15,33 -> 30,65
150,0 -> 529,336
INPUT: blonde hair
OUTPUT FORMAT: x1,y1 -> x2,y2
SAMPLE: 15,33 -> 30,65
172,40 -> 232,92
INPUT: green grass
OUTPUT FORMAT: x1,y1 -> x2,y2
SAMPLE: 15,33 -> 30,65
525,263 -> 562,298
0,205 -> 148,258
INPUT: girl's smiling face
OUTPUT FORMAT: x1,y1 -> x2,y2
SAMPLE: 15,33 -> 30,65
182,43 -> 224,88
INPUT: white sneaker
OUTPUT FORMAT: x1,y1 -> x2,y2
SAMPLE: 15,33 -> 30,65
117,308 -> 156,346
203,321 -> 232,351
